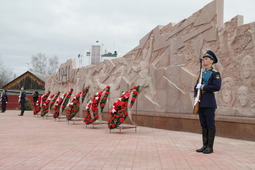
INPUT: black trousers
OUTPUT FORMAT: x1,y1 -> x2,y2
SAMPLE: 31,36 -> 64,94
20,101 -> 25,115
1,102 -> 6,112
199,107 -> 216,130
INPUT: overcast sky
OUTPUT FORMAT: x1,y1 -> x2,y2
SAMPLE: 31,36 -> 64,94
0,0 -> 254,76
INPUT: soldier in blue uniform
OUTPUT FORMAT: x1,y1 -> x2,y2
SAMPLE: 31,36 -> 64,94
18,87 -> 26,116
1,89 -> 8,113
194,50 -> 221,154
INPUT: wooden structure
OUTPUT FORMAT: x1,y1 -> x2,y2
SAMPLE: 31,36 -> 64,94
2,71 -> 45,110
3,71 -> 45,92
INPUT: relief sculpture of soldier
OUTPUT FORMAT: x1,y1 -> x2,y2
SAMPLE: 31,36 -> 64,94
194,50 -> 221,154
240,55 -> 254,88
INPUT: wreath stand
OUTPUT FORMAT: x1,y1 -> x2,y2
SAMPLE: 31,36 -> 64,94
43,112 -> 53,120
68,117 -> 84,124
55,108 -> 67,122
110,91 -> 138,133
67,109 -> 84,125
85,92 -> 109,128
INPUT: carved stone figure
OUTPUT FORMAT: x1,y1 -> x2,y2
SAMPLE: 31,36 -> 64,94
237,86 -> 249,107
241,55 -> 254,80
220,77 -> 236,106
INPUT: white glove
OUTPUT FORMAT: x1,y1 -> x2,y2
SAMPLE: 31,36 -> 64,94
196,83 -> 202,89
194,98 -> 200,106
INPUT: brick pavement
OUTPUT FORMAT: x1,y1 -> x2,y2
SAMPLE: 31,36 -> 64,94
0,110 -> 255,170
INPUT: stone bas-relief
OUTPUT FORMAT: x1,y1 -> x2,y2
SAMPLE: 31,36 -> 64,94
46,0 -> 255,118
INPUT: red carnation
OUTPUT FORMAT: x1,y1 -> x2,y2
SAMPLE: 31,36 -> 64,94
133,91 -> 139,95
95,115 -> 99,119
120,118 -> 125,123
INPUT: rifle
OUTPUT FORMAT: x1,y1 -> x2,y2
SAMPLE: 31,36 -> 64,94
193,49 -> 203,114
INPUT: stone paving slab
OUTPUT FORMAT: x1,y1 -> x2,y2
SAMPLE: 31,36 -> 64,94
0,110 -> 255,170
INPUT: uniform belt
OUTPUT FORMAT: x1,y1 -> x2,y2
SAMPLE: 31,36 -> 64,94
201,91 -> 207,94
201,91 -> 213,94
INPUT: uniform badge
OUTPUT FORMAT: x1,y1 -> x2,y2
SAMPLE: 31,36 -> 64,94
216,75 -> 220,79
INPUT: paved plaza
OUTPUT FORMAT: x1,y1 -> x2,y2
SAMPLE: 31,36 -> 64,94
0,110 -> 255,170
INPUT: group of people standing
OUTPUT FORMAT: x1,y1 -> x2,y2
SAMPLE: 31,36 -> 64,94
0,87 -> 29,116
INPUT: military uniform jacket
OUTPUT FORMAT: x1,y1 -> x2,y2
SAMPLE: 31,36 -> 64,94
1,93 -> 8,102
194,67 -> 221,108
20,91 -> 26,103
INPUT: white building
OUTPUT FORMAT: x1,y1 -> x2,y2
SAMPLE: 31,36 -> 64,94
91,41 -> 101,65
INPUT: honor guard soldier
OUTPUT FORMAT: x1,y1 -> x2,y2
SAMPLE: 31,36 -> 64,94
194,50 -> 221,154
18,87 -> 26,116
1,89 -> 8,113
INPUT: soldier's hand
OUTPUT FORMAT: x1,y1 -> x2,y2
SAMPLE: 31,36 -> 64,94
194,98 -> 200,106
196,83 -> 202,89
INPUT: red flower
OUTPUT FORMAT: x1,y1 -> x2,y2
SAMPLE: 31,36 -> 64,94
95,115 -> 99,119
133,91 -> 139,95
133,86 -> 137,89
120,118 -> 125,123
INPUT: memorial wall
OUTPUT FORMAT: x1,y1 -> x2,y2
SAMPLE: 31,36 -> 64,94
46,0 -> 255,118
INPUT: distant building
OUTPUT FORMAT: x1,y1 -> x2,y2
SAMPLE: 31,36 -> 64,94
2,71 -> 45,93
101,51 -> 118,61
2,71 -> 45,110
91,41 -> 101,64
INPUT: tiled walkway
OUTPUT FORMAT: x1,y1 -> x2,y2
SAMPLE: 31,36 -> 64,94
0,111 -> 255,170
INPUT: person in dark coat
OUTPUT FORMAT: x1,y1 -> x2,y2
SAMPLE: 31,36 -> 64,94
32,91 -> 39,107
194,50 -> 221,154
1,89 -> 8,113
18,87 -> 26,116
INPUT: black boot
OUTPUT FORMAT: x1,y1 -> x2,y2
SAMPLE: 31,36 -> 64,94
196,128 -> 208,152
203,129 -> 215,154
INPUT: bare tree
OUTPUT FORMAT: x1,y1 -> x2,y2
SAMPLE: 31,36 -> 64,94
48,56 -> 59,75
0,59 -> 14,88
30,53 -> 47,75
30,53 -> 59,76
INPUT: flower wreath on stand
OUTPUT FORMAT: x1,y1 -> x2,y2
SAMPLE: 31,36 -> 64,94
33,96 -> 42,115
39,91 -> 51,116
53,93 -> 67,118
82,86 -> 90,103
66,92 -> 82,120
108,86 -> 140,129
50,91 -> 60,109
84,90 -> 104,125
41,93 -> 55,117
100,86 -> 110,113
61,88 -> 73,112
